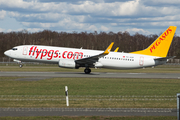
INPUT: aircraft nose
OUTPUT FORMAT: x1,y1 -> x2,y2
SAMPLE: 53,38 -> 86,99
4,50 -> 11,56
4,51 -> 7,56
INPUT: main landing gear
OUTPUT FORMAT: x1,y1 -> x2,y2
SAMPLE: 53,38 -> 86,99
84,68 -> 91,74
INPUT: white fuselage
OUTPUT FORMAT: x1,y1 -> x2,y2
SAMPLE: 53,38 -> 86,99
4,45 -> 166,69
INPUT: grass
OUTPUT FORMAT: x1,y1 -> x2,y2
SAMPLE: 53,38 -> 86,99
0,65 -> 179,119
1,77 -> 179,96
0,77 -> 179,108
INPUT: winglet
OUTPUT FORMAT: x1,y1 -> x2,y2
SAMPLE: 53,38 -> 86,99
114,47 -> 119,52
103,42 -> 114,55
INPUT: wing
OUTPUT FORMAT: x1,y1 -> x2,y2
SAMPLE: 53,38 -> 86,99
75,42 -> 114,66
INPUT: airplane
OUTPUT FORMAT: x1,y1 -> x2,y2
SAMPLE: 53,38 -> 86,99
4,26 -> 177,74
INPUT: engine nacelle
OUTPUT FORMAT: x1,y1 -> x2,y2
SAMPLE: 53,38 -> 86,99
94,62 -> 103,68
58,59 -> 78,69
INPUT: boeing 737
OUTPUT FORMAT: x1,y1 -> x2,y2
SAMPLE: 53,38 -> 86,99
4,26 -> 177,74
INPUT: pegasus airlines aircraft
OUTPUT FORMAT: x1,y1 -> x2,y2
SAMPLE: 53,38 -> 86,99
4,26 -> 177,74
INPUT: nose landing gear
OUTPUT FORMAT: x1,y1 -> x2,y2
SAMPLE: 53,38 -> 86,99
19,63 -> 23,68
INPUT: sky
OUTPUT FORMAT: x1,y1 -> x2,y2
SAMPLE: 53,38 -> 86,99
0,0 -> 180,35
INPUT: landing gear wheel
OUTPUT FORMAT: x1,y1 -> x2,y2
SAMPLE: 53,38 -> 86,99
84,68 -> 91,74
19,64 -> 23,68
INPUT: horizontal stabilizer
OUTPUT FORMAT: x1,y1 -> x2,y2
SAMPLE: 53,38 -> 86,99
154,56 -> 176,60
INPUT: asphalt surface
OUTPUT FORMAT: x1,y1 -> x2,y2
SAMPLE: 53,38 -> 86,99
0,71 -> 180,79
0,108 -> 177,116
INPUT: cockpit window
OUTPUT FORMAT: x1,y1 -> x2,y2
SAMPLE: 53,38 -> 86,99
12,48 -> 18,51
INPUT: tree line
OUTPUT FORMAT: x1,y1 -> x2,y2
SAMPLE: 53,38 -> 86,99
0,29 -> 180,58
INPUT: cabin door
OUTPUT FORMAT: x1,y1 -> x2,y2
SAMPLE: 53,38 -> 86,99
23,46 -> 28,56
139,56 -> 144,66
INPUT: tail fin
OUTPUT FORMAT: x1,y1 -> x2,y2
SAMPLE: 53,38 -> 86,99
131,26 -> 177,57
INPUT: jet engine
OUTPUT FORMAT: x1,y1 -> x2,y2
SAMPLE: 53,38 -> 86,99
58,59 -> 78,69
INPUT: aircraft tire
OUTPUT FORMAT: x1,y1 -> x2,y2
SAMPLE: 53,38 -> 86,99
84,68 -> 91,74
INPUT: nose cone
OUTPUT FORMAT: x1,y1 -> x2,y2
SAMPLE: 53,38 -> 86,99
4,50 -> 11,57
4,51 -> 7,56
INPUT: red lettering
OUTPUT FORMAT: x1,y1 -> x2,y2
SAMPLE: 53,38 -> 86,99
156,39 -> 161,47
164,30 -> 168,36
73,52 -> 79,59
149,28 -> 173,53
35,49 -> 42,59
31,48 -> 84,60
47,50 -> 54,60
159,37 -> 164,41
79,52 -> 83,58
150,45 -> 156,53
40,49 -> 47,59
164,28 -> 172,36
29,46 -> 34,55
72,52 -> 84,59
67,51 -> 73,59
32,46 -> 37,56
54,50 -> 59,58
62,51 -> 67,59
161,34 -> 166,38
156,41 -> 159,46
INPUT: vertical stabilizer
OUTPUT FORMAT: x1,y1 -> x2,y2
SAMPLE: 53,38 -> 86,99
131,26 -> 177,57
